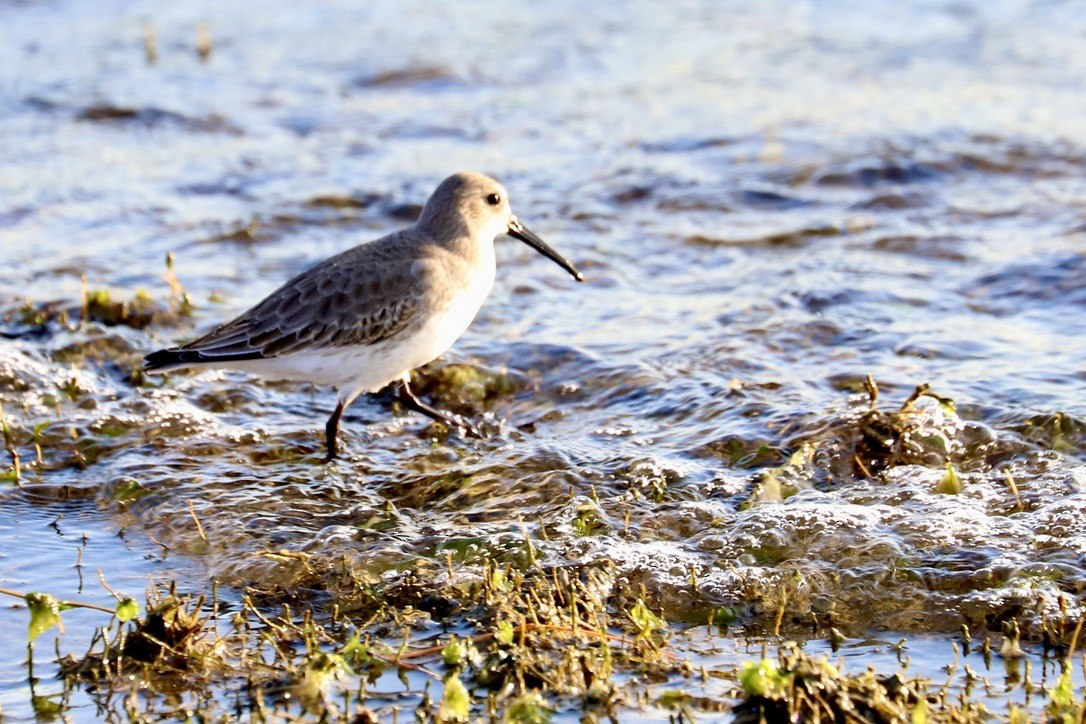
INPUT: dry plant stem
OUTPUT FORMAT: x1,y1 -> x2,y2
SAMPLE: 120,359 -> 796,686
97,569 -> 122,601
376,655 -> 441,679
1067,615 -> 1086,659
80,274 -> 88,323
518,515 -> 537,566
392,623 -> 662,662
863,374 -> 879,407
900,382 -> 931,411
774,591 -> 787,638
188,500 -> 209,543
143,23 -> 157,64
196,23 -> 212,61
0,585 -> 115,614
0,402 -> 20,485
1005,470 -> 1023,512
853,454 -> 872,478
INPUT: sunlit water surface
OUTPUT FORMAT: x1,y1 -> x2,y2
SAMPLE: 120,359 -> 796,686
2,0 -> 1086,719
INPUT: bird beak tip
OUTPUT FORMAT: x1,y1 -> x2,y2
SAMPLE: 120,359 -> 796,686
507,220 -> 583,283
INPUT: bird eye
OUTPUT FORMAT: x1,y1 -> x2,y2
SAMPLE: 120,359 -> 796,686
485,193 -> 501,206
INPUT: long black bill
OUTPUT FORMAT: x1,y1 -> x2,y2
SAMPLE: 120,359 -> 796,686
507,218 -> 584,282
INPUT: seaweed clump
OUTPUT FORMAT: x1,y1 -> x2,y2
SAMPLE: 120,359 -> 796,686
59,584 -> 217,687
732,647 -> 986,724
851,376 -> 958,477
409,361 -> 525,416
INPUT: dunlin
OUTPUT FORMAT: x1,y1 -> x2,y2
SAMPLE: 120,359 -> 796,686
143,171 -> 583,460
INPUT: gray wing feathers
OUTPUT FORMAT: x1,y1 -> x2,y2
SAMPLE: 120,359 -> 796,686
177,238 -> 424,360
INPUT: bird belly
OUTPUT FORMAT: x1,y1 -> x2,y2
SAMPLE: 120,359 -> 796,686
217,345 -> 407,390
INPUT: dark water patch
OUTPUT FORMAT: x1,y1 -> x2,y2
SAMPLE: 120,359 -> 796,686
384,202 -> 423,222
793,288 -> 899,315
610,185 -> 653,204
200,219 -> 264,245
656,192 -> 735,213
80,105 -> 147,122
580,169 -> 692,213
763,317 -> 855,352
853,190 -> 933,210
814,159 -> 942,187
378,121 -> 483,142
1005,412 -> 1086,457
275,111 -> 324,137
305,192 -> 385,209
23,95 -> 62,113
808,138 -> 1086,198
192,384 -> 266,414
353,64 -> 464,90
193,208 -> 384,248
738,188 -> 813,210
961,253 -> 1086,313
562,204 -> 619,227
0,324 -> 49,341
77,104 -> 241,134
894,336 -> 994,361
953,137 -> 1086,178
868,233 -> 970,262
694,432 -> 788,469
0,205 -> 34,228
640,136 -> 739,153
176,176 -> 256,198
482,342 -> 602,390
685,223 -> 841,248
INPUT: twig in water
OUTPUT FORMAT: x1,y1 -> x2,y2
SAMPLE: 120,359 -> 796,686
97,570 -> 122,601
196,23 -> 212,61
143,23 -> 158,64
188,500 -> 209,544
0,585 -> 115,615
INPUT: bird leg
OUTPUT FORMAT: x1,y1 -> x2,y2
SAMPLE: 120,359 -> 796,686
394,379 -> 481,436
324,401 -> 345,462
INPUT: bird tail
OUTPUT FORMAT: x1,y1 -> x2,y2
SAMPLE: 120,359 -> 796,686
142,346 -> 265,374
142,348 -> 196,374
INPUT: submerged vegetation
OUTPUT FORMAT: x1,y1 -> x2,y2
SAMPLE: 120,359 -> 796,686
8,556 -> 1086,721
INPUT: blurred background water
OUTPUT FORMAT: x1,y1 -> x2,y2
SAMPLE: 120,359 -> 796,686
1,0 -> 1085,718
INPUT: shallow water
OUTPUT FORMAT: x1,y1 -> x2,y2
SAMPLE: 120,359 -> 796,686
2,0 -> 1086,718
0,496 -> 208,719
